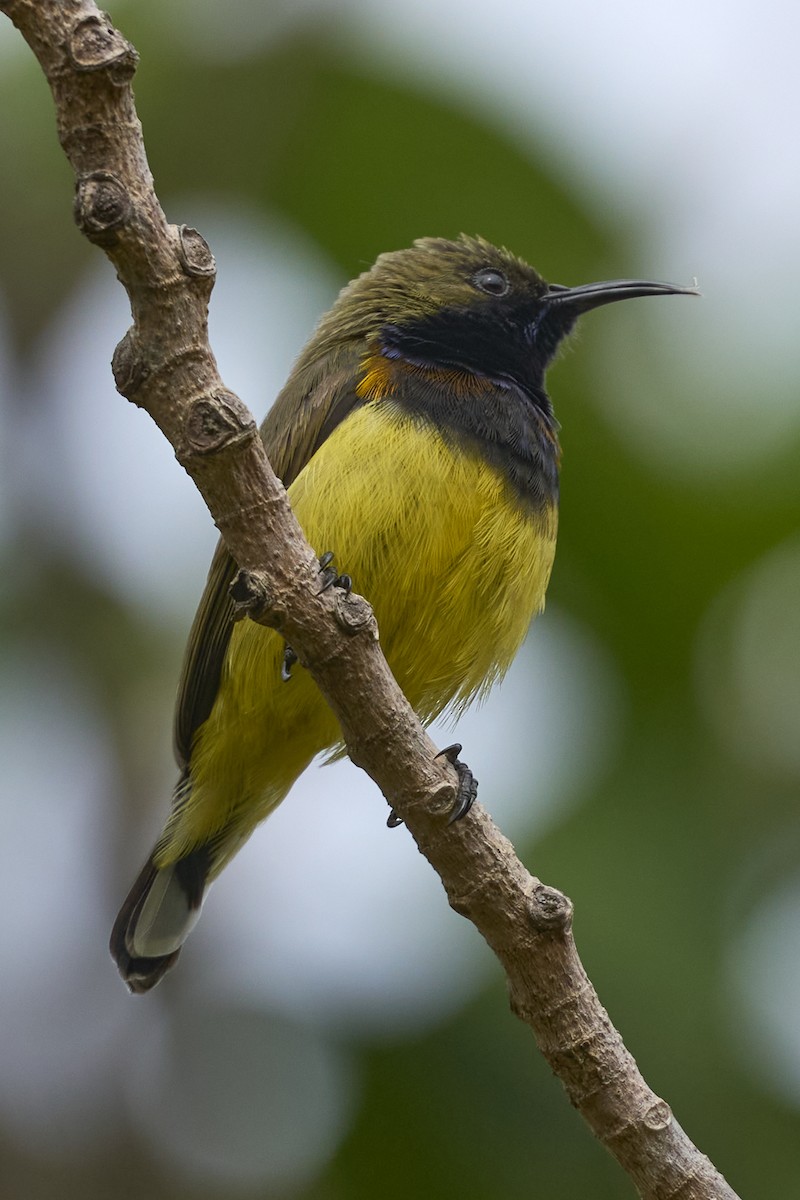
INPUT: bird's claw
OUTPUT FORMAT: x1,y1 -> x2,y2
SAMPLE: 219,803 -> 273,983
284,554 -> 352,679
435,743 -> 478,823
317,551 -> 352,596
281,645 -> 298,682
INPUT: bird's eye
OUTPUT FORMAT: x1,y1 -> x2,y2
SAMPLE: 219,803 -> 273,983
472,268 -> 510,296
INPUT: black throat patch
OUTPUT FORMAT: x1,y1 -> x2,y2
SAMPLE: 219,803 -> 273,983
364,334 -> 561,511
371,312 -> 561,508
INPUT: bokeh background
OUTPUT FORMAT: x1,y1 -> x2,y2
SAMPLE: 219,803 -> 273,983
1,1 -> 799,1196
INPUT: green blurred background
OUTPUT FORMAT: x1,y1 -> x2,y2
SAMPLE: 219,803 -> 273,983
1,2 -> 799,1197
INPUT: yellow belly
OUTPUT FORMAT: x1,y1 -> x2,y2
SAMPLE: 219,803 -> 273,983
160,401 -> 557,866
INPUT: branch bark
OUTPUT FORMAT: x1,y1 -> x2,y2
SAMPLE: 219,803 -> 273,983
2,3 -> 740,1197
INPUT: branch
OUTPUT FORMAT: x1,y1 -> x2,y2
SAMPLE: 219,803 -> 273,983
2,4 -> 740,1197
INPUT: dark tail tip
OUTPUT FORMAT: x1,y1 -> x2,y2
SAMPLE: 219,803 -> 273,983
110,846 -> 212,993
111,940 -> 182,994
109,858 -> 182,993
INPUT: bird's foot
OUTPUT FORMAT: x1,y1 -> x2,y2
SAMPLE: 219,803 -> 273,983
283,554 -> 353,680
281,644 -> 298,682
386,743 -> 478,828
317,550 -> 352,596
436,743 -> 478,823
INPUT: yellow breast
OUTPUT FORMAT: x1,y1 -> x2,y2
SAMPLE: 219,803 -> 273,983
167,399 -> 557,864
289,399 -> 558,718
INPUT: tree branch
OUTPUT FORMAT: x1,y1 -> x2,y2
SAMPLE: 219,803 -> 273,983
1,3 -> 740,1197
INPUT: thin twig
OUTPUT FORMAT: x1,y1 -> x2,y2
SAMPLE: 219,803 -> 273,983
0,3 -> 740,1197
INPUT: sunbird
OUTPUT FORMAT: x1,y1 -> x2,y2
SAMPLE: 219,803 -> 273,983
111,235 -> 692,991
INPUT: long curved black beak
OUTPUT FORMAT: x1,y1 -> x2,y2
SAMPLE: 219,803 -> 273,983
544,278 -> 699,314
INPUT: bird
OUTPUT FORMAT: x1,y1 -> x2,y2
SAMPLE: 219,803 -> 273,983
110,234 -> 693,992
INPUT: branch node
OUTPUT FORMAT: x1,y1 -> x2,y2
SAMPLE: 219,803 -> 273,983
430,777 -> 459,819
112,329 -> 147,399
643,1099 -> 672,1133
380,771 -> 462,834
182,392 -> 257,456
177,224 -> 216,279
528,882 -> 573,932
229,568 -> 276,624
333,591 -> 377,638
67,13 -> 138,82
74,170 -> 132,243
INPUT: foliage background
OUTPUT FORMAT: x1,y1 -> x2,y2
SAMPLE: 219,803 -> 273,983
1,2 -> 799,1197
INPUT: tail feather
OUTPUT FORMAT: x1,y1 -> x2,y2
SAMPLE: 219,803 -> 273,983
110,848 -> 210,993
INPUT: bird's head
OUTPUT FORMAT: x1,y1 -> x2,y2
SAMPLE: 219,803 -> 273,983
310,234 -> 695,399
